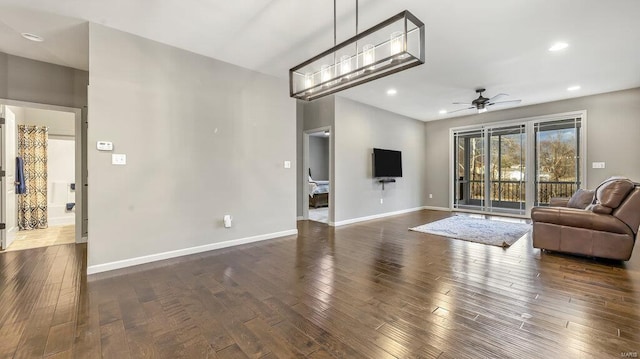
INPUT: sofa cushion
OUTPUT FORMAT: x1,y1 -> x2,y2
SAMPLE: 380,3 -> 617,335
531,207 -> 633,235
567,189 -> 594,209
596,177 -> 635,209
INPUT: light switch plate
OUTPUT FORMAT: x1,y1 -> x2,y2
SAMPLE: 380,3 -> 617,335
284,161 -> 291,169
112,154 -> 126,165
592,162 -> 605,169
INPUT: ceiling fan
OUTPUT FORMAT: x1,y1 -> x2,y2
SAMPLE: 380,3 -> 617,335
449,88 -> 522,114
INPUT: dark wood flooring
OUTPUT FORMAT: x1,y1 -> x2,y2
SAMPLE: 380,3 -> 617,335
1,210 -> 639,358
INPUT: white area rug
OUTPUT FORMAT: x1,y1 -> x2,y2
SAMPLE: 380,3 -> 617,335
410,216 -> 531,247
309,207 -> 328,223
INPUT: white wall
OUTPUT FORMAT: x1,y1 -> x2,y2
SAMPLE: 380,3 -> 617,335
47,138 -> 75,226
87,24 -> 296,273
19,108 -> 76,136
424,87 -> 640,208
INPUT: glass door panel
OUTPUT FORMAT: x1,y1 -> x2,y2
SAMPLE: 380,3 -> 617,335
488,125 -> 526,214
534,118 -> 582,205
453,129 -> 485,210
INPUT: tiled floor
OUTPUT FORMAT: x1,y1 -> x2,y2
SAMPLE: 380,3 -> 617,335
6,225 -> 75,251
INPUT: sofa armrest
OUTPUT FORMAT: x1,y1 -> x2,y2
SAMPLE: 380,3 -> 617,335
531,207 -> 633,235
549,197 -> 570,207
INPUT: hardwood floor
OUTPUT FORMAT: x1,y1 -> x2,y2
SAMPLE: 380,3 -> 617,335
0,210 -> 639,358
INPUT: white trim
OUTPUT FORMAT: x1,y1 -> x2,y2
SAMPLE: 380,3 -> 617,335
296,216 -> 304,220
78,236 -> 88,244
449,110 -> 587,132
330,206 -> 425,227
87,229 -> 298,275
423,206 -> 451,212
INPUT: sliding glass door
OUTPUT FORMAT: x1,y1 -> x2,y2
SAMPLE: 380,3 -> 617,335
454,125 -> 526,215
452,113 -> 584,216
488,124 -> 526,214
534,118 -> 582,205
454,128 -> 486,211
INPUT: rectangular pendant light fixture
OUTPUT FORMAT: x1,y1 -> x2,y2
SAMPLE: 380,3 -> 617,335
289,10 -> 425,101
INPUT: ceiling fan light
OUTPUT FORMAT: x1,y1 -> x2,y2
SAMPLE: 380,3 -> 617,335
478,108 -> 488,114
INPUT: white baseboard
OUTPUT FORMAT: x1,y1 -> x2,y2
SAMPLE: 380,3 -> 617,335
330,206 -> 426,227
87,229 -> 298,275
422,205 -> 451,212
296,216 -> 304,220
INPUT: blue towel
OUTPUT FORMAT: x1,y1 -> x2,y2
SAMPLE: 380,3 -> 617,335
16,157 -> 26,194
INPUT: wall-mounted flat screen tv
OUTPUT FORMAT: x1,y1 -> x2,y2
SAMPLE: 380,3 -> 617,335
373,148 -> 402,177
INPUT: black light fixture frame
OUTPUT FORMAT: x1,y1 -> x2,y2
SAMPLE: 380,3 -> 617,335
289,10 -> 425,101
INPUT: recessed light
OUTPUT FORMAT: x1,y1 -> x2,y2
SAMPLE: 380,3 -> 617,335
386,89 -> 397,96
567,85 -> 581,91
548,42 -> 568,52
439,110 -> 447,114
21,32 -> 44,42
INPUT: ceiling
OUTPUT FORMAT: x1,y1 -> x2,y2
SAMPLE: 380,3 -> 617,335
1,0 -> 639,121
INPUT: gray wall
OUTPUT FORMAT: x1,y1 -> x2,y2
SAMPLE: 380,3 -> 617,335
334,97 -> 426,222
309,136 -> 329,180
0,52 -> 87,109
87,24 -> 296,269
424,87 -> 640,208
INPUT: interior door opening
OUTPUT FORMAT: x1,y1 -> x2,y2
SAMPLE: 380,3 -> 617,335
303,127 -> 332,224
0,102 -> 86,251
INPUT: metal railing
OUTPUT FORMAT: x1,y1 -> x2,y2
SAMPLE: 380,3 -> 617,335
536,181 -> 578,204
464,180 -> 577,204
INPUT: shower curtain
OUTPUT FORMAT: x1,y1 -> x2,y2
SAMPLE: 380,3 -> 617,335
17,125 -> 48,230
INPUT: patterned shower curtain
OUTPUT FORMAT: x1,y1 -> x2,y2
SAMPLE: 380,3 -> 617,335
17,125 -> 48,230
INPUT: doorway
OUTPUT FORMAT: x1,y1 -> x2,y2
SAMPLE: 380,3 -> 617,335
303,127 -> 332,224
0,101 -> 86,251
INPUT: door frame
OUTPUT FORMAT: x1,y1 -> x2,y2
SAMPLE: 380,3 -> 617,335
0,98 -> 86,244
0,105 -> 17,250
302,126 -> 333,223
449,110 -> 587,217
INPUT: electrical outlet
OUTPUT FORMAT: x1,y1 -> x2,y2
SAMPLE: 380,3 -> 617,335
429,194 -> 433,199
380,198 -> 384,204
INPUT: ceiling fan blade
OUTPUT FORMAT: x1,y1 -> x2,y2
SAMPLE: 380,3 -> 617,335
447,106 -> 475,113
488,93 -> 508,102
488,99 -> 522,106
452,102 -> 472,105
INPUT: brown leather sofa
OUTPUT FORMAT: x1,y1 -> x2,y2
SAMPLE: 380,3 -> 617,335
531,177 -> 640,260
